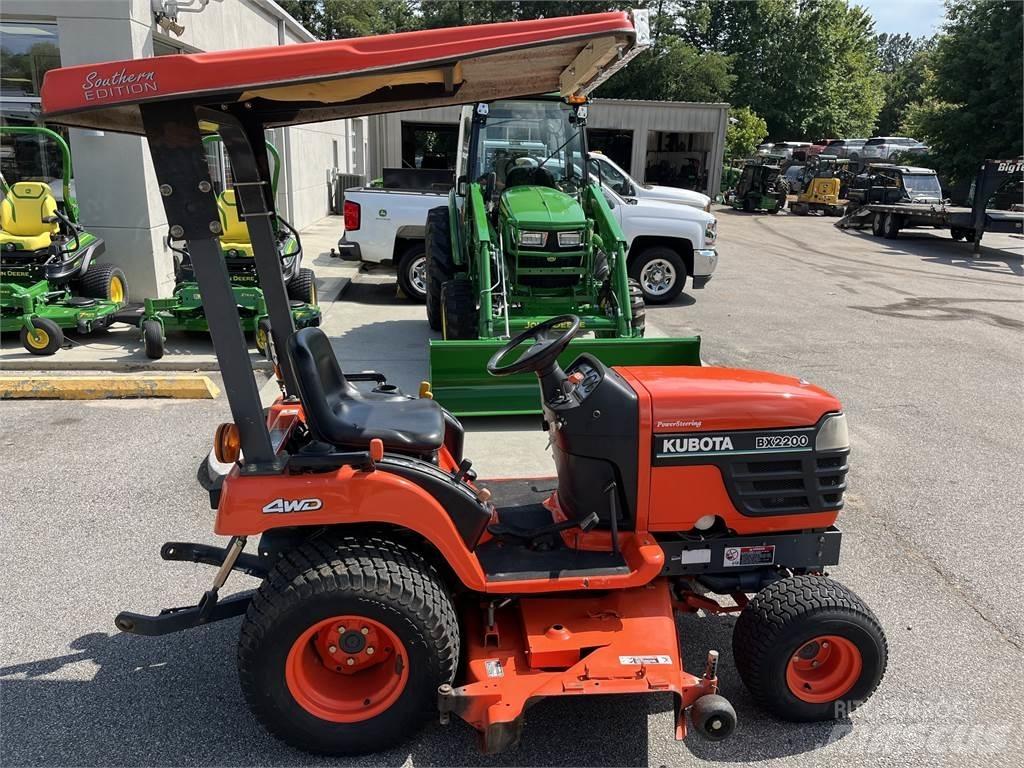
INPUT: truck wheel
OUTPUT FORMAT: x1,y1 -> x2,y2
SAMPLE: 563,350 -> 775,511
732,575 -> 887,722
950,227 -> 968,241
238,537 -> 459,755
441,278 -> 479,340
629,246 -> 686,305
287,268 -> 318,305
871,212 -> 885,237
882,212 -> 901,239
397,243 -> 427,303
142,319 -> 164,360
79,263 -> 128,304
425,206 -> 454,331
628,278 -> 646,336
20,317 -> 63,355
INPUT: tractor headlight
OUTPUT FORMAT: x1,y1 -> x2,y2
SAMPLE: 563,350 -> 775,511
557,231 -> 583,248
816,413 -> 849,452
519,231 -> 548,248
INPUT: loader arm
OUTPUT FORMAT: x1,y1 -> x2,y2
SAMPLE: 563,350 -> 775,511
584,183 -> 635,337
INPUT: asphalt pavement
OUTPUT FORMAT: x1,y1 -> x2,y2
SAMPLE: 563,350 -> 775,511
1,210 -> 1021,767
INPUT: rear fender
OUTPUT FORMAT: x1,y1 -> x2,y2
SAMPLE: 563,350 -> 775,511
214,463 -> 488,590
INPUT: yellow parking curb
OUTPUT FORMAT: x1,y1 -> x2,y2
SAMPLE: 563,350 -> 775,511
0,375 -> 220,400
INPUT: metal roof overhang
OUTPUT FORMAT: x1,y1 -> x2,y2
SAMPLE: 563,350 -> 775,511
41,10 -> 650,134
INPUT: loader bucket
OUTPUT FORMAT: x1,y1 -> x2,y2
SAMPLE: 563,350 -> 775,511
428,336 -> 702,417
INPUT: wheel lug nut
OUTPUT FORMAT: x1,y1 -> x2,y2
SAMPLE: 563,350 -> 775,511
821,641 -> 829,648
328,645 -> 337,654
361,627 -> 369,635
346,657 -> 355,666
366,647 -> 375,655
811,660 -> 819,667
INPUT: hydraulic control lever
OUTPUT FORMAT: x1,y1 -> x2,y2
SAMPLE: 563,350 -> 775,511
488,511 -> 599,544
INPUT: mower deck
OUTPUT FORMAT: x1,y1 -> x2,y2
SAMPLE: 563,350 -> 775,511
442,579 -> 714,753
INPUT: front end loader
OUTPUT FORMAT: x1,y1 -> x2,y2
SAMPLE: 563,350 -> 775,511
425,96 -> 700,416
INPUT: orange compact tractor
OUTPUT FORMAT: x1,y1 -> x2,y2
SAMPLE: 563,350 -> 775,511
41,10 -> 886,756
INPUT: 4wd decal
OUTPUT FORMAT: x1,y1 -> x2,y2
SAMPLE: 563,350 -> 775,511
83,68 -> 158,102
262,497 -> 323,514
653,427 -> 815,465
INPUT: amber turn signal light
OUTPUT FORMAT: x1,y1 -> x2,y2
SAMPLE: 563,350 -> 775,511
214,422 -> 241,464
369,438 -> 384,462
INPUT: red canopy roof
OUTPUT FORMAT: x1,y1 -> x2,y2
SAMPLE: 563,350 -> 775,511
41,11 -> 649,134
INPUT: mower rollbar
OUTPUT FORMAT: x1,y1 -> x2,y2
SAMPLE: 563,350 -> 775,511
140,101 -> 277,468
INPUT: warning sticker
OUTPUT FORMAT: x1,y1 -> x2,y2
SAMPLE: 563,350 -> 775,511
618,655 -> 673,666
484,659 -> 504,678
723,545 -> 775,568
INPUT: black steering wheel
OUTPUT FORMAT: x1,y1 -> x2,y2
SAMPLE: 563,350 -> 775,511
487,315 -> 581,377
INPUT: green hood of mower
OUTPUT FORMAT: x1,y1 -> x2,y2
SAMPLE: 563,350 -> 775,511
500,185 -> 586,229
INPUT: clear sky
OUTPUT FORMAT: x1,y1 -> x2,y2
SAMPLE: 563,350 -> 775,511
857,0 -> 947,38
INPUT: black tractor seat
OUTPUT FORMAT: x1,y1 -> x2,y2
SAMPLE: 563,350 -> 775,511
287,327 -> 444,453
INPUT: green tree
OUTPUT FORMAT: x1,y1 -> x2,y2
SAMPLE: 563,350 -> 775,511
725,106 -> 768,158
596,36 -> 733,102
874,41 -> 933,136
903,0 -> 1023,183
277,0 -> 417,39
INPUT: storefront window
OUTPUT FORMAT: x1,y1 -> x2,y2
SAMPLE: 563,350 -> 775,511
0,22 -> 61,98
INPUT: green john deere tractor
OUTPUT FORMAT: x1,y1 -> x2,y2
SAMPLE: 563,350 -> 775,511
137,136 -> 320,359
425,96 -> 700,416
1,125 -> 127,355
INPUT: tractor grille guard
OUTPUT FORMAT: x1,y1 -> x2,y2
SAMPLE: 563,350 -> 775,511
727,450 -> 849,516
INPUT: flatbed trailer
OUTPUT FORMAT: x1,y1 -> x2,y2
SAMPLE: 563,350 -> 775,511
837,159 -> 1023,252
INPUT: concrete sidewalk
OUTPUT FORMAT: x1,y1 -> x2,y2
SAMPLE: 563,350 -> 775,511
0,215 -> 352,371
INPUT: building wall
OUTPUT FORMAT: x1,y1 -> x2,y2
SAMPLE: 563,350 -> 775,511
367,99 -> 729,196
1,0 -> 365,298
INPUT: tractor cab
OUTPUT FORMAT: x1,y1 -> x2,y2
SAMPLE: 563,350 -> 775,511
730,154 -> 788,213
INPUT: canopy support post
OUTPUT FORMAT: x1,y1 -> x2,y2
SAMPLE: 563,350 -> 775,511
208,109 -> 300,396
140,102 -> 279,471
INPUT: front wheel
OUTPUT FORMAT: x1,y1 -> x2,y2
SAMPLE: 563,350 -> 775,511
287,268 -> 318,305
629,246 -> 686,305
732,575 -> 887,722
255,318 -> 273,356
237,537 -> 459,755
20,317 -> 63,355
142,319 -> 164,360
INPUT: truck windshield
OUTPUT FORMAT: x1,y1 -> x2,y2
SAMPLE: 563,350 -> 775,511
475,99 -> 585,192
902,174 -> 942,198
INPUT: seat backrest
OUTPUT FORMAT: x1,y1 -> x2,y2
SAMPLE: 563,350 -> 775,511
287,327 -> 354,442
0,182 -> 59,237
217,190 -> 250,244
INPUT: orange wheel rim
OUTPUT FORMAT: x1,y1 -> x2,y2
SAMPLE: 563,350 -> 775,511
285,615 -> 408,722
786,634 -> 862,703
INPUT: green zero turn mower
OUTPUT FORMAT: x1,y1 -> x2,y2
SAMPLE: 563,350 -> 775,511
137,136 -> 320,359
728,155 -> 789,214
425,96 -> 700,416
0,125 -> 127,355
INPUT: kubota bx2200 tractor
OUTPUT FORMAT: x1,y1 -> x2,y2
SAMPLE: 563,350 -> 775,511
41,9 -> 886,757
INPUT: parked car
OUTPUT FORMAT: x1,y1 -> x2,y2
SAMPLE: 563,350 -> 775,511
782,164 -> 806,194
588,151 -> 711,210
771,141 -> 812,160
755,142 -> 774,155
799,139 -> 836,162
855,137 -> 928,167
823,138 -> 867,160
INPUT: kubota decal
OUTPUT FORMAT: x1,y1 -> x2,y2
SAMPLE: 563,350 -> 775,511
262,497 -> 324,514
83,68 -> 158,102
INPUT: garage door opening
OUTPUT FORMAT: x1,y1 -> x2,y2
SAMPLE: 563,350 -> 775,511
645,130 -> 714,194
587,128 -> 634,173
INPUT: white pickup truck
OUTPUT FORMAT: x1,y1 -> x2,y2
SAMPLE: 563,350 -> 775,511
338,163 -> 717,304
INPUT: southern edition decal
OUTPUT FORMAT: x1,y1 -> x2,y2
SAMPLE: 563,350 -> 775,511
83,68 -> 158,102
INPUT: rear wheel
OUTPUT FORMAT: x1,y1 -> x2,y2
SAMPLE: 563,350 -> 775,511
441,278 -> 479,340
287,268 -> 318,305
629,246 -> 686,304
732,575 -> 887,722
425,206 -> 454,331
743,196 -> 754,212
397,243 -> 427,303
237,537 -> 459,755
871,212 -> 885,237
142,319 -> 164,360
20,317 -> 63,355
950,227 -> 969,241
882,212 -> 901,239
80,263 -> 128,303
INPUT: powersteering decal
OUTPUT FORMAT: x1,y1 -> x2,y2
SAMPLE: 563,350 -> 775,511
653,427 -> 815,466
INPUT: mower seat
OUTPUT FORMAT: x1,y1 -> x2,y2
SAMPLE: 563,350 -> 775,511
216,190 -> 255,256
287,327 -> 445,453
0,182 -> 59,251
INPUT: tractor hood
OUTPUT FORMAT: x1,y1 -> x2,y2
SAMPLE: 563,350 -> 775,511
500,186 -> 587,230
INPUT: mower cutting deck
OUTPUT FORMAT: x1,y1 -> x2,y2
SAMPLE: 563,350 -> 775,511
42,8 -> 886,757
